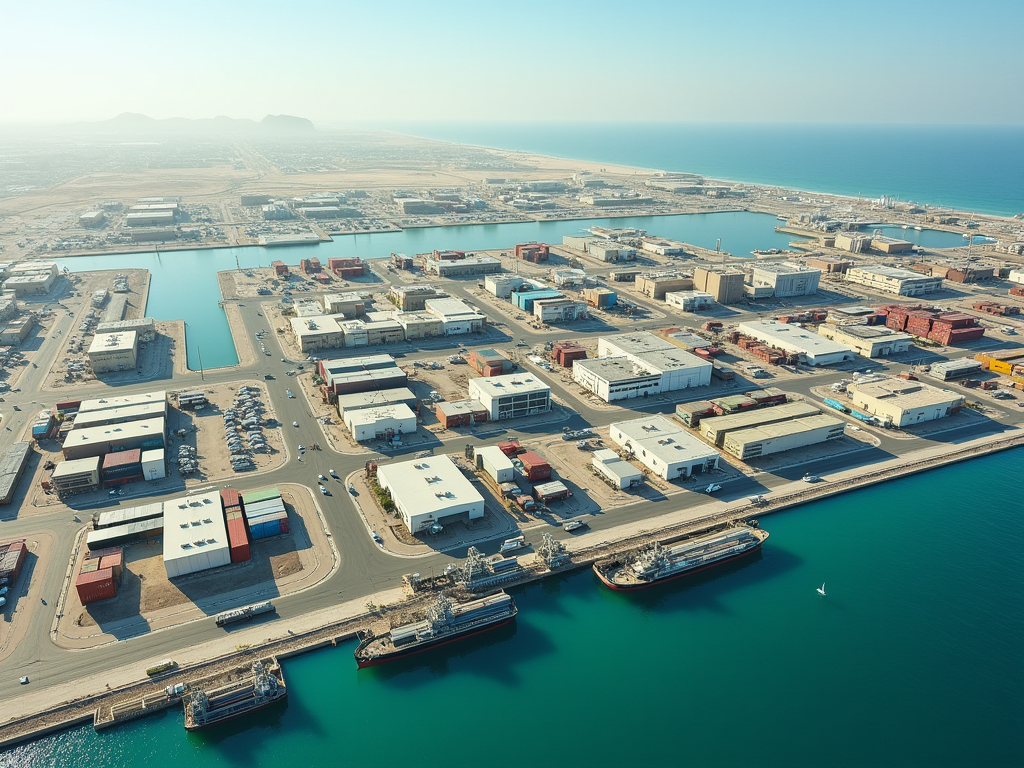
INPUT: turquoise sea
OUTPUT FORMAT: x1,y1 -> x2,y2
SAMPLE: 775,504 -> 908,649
388,123 -> 1024,218
6,450 -> 1022,768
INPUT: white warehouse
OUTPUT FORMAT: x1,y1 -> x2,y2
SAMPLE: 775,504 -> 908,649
574,332 -> 712,402
609,416 -> 720,481
737,320 -> 856,366
377,455 -> 485,534
476,445 -> 514,483
750,262 -> 821,297
344,403 -> 417,442
163,492 -> 231,578
591,448 -> 643,489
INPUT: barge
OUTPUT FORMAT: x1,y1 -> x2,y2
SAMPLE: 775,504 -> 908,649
593,525 -> 769,591
354,592 -> 517,668
183,659 -> 286,731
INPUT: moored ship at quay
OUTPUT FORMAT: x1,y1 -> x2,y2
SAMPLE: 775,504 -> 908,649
354,592 -> 517,668
593,525 -> 769,591
182,659 -> 286,731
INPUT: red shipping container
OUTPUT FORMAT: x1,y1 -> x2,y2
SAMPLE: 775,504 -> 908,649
226,516 -> 250,563
519,451 -> 552,481
55,400 -> 82,413
220,488 -> 242,509
497,439 -> 521,457
102,449 -> 142,469
76,567 -> 116,604
279,517 -> 290,534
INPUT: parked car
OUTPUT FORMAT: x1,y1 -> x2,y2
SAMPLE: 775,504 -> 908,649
286,390 -> 294,398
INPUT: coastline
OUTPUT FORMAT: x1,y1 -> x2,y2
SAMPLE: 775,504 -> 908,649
2,430 -> 1020,751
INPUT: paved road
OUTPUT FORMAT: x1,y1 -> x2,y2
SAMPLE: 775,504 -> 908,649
1,275 -> 1021,701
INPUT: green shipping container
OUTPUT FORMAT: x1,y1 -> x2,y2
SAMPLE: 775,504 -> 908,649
241,487 -> 282,505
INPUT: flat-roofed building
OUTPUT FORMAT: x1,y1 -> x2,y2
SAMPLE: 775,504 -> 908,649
162,491 -> 230,578
870,236 -> 914,254
336,387 -> 416,418
88,331 -> 138,373
126,211 -> 175,227
425,298 -> 486,334
468,374 -> 550,420
806,256 -> 852,273
750,262 -> 821,297
396,311 -> 443,339
63,417 -> 166,460
699,401 -> 820,446
72,401 -> 168,430
846,375 -> 963,428
78,390 -> 167,416
426,255 -> 502,277
388,285 -> 446,311
591,448 -> 643,489
665,290 -> 715,311
322,292 -> 366,317
79,211 -> 106,227
95,317 -> 157,341
723,414 -> 846,460
817,323 -> 913,358
576,332 -> 713,402
693,266 -> 745,303
319,354 -> 407,396
0,317 -> 32,344
344,403 -> 417,442
636,273 -> 693,299
533,298 -> 587,322
290,315 -> 346,351
484,274 -> 525,298
51,456 -> 102,496
609,416 -> 720,480
846,266 -> 943,296
376,454 -> 485,534
737,320 -> 855,366
834,233 -> 871,253
435,400 -> 489,428
3,273 -> 56,295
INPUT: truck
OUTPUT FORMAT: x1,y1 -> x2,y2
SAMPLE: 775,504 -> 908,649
499,535 -> 526,554
214,600 -> 275,628
510,495 -> 538,514
146,659 -> 177,677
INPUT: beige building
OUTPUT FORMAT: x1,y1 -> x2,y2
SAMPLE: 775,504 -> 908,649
817,323 -> 913,358
636,274 -> 693,300
322,293 -> 366,317
396,312 -> 443,339
387,285 -> 446,311
290,315 -> 346,352
693,267 -> 745,303
846,375 -> 963,428
846,266 -> 943,296
88,331 -> 139,373
0,317 -> 33,345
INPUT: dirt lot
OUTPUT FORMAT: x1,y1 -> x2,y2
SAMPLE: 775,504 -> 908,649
61,486 -> 323,634
185,381 -> 286,481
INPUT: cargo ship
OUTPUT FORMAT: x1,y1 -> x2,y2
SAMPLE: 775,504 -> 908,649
183,658 -> 286,731
593,525 -> 769,591
354,592 -> 517,668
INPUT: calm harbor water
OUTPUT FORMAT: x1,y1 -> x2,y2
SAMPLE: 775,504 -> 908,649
7,450 -> 1023,768
57,210 -> 804,370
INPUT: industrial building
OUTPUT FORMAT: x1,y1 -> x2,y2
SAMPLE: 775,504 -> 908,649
0,318 -> 33,344
484,274 -> 525,298
736,321 -> 855,366
722,414 -> 846,460
700,401 -> 820,447
73,400 -> 168,430
435,400 -> 489,428
846,266 -> 943,296
424,298 -> 486,334
126,211 -> 175,227
533,298 -> 588,322
88,331 -> 139,373
51,456 -> 102,496
387,285 -> 446,311
476,445 -> 514,484
805,256 -> 852,274
63,417 -> 166,461
376,455 -> 485,534
817,324 -> 913,358
693,267 -> 745,304
468,374 -> 551,421
833,233 -> 871,253
79,210 -> 106,227
322,293 -> 366,316
845,375 -> 963,428
574,332 -> 713,402
584,288 -> 617,308
665,290 -> 715,312
511,289 -> 563,312
925,359 -> 983,381
425,255 -> 502,277
162,491 -> 231,578
749,262 -> 821,298
3,272 -> 56,295
77,390 -> 167,416
550,268 -> 587,287
0,442 -> 33,505
290,315 -> 346,351
95,317 -> 157,341
319,355 -> 407,396
636,273 -> 693,300
344,404 -> 417,442
335,387 -> 416,418
609,416 -> 720,481
396,312 -> 443,339
870,236 -> 914,254
591,449 -> 643,489
587,242 -> 637,262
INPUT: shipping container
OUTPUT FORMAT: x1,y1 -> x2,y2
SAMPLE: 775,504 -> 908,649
141,449 -> 165,481
241,487 -> 282,506
103,473 -> 144,489
80,559 -> 99,573
243,498 -> 286,517
99,552 -> 124,579
250,518 -> 286,539
246,509 -> 288,528
220,488 -> 242,510
0,540 -> 28,582
55,400 -> 82,413
497,439 -> 521,457
226,516 -> 250,563
532,480 -> 571,502
102,449 -> 143,469
518,451 -> 551,481
76,567 -> 117,604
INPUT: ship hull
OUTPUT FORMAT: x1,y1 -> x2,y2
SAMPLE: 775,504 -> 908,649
356,614 -> 516,669
594,540 -> 764,591
184,690 -> 287,731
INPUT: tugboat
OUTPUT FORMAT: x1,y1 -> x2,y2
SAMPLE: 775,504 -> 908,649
593,525 -> 769,591
354,592 -> 517,668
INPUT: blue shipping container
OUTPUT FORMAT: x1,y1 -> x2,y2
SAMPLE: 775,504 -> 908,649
250,519 -> 283,539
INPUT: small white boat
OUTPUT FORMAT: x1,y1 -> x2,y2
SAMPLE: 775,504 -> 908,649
816,583 -> 827,596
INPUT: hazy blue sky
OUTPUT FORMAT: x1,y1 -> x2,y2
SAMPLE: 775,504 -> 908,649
2,0 -> 1021,125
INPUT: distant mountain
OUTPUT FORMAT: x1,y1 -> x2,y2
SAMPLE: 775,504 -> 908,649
71,113 -> 316,135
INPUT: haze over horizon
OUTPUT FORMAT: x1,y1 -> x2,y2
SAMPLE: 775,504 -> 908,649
1,0 -> 1022,127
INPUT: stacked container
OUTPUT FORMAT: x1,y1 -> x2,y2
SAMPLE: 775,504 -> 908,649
76,567 -> 117,605
225,508 -> 250,563
0,539 -> 28,582
675,401 -> 716,428
242,488 -> 289,540
102,449 -> 143,488
519,451 -> 552,482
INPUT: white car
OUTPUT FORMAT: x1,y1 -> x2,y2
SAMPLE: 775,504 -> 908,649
705,484 -> 722,493
329,469 -> 338,478
318,474 -> 327,481
293,421 -> 299,427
